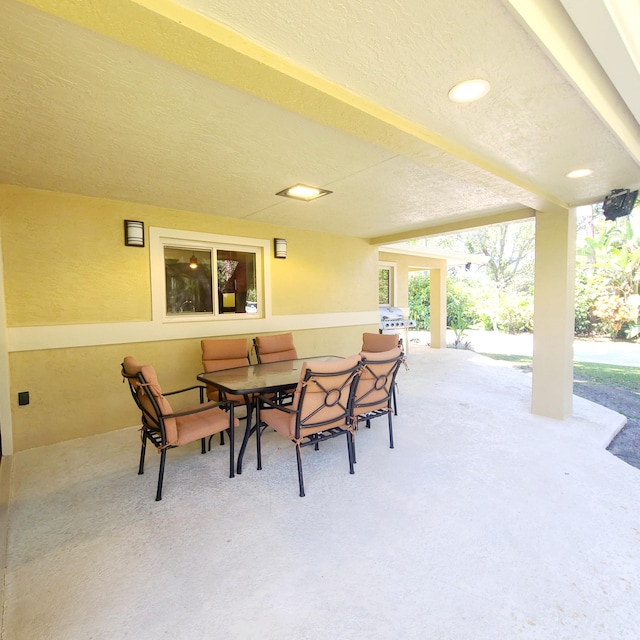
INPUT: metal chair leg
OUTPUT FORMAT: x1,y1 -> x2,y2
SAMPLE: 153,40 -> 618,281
392,384 -> 398,416
138,431 -> 147,475
200,437 -> 206,454
156,448 -> 167,501
228,407 -> 235,478
237,402 -> 255,475
295,443 -> 305,497
346,431 -> 355,474
388,413 -> 394,449
256,418 -> 263,471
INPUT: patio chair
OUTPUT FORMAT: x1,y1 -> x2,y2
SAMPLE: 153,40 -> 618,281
351,347 -> 404,450
361,332 -> 403,414
253,332 -> 297,363
253,332 -> 299,404
255,355 -> 361,497
121,356 -> 238,501
201,338 -> 254,442
201,338 -> 251,402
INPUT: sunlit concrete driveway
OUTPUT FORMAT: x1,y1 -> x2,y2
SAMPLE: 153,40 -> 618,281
413,329 -> 640,366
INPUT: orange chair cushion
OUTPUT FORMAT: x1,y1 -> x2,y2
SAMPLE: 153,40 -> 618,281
201,338 -> 249,368
173,404 -> 237,447
123,357 -> 179,443
255,333 -> 297,363
355,348 -> 402,414
201,338 -> 250,402
260,354 -> 360,439
361,332 -> 399,352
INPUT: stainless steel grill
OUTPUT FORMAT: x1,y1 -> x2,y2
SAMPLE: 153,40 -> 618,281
379,305 -> 416,351
379,305 -> 416,330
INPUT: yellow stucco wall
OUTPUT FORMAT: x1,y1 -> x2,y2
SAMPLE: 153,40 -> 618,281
1,186 -> 379,450
378,250 -> 448,304
2,186 -> 376,325
8,326 -> 367,451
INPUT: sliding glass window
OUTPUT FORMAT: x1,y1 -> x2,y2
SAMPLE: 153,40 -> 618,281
151,227 -> 265,321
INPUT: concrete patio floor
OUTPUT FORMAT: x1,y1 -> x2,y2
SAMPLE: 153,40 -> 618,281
3,347 -> 640,639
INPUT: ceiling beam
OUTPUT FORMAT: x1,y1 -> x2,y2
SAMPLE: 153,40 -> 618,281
17,0 -> 567,216
369,207 -> 538,245
504,0 -> 640,165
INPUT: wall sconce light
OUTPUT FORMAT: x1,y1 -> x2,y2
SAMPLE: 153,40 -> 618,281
124,220 -> 144,247
274,238 -> 287,259
189,254 -> 198,269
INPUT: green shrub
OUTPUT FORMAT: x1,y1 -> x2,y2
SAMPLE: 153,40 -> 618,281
574,274 -> 594,336
408,275 -> 478,331
496,295 -> 533,333
408,274 -> 431,330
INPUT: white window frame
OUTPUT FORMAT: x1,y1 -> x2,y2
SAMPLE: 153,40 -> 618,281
378,262 -> 397,306
150,227 -> 271,323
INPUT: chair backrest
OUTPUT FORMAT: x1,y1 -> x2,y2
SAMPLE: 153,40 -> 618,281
352,347 -> 403,416
280,355 -> 361,439
361,332 -> 401,353
121,356 -> 178,444
201,338 -> 250,371
253,332 -> 298,363
201,338 -> 250,401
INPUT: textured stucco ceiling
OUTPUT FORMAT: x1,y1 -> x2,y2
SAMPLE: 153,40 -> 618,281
0,0 -> 638,242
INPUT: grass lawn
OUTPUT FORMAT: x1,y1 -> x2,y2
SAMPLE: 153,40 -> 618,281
480,353 -> 640,393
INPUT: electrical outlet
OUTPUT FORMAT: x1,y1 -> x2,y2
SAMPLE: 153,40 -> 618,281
18,391 -> 29,406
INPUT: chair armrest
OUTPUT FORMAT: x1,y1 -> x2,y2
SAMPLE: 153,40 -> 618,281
166,398 -> 237,420
165,384 -> 208,404
257,394 -> 297,414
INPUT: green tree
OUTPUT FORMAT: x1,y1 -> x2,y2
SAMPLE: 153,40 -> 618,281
428,220 -> 535,332
577,207 -> 640,338
462,222 -> 535,293
412,200 -> 640,340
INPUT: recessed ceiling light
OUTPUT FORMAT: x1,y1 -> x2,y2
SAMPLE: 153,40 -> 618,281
276,184 -> 333,201
565,168 -> 592,179
448,79 -> 491,103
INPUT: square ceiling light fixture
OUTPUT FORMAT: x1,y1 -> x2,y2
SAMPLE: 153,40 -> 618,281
276,184 -> 333,201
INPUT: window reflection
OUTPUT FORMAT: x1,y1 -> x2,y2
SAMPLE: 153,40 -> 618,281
164,247 -> 257,315
165,248 -> 213,314
217,251 -> 256,314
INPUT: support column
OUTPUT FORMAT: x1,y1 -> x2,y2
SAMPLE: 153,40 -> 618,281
531,208 -> 576,419
429,264 -> 447,349
0,211 -> 13,454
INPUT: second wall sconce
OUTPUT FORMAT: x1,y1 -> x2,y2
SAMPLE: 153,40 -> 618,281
274,238 -> 287,259
124,220 -> 145,247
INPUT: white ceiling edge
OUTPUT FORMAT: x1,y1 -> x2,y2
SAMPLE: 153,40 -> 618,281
559,0 -> 640,127
379,244 -> 489,265
505,0 -> 640,170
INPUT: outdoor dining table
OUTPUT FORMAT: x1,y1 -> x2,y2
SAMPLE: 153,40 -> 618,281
197,356 -> 340,473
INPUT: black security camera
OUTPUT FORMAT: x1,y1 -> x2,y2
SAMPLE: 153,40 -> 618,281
602,188 -> 638,221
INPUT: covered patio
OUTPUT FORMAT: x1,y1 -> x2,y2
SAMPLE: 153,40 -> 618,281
4,347 -> 637,639
1,0 -> 639,463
